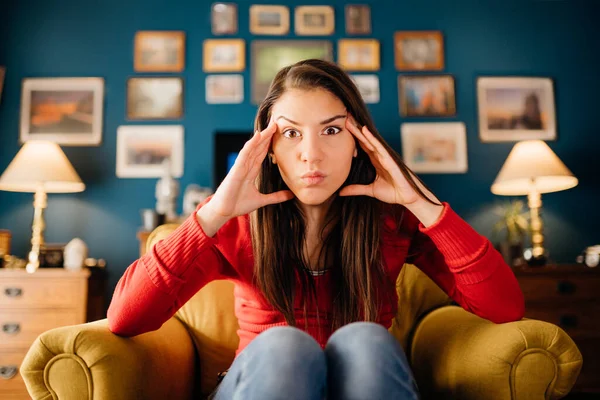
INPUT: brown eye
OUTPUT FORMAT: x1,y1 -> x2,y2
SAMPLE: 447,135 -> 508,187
283,129 -> 300,138
324,126 -> 341,135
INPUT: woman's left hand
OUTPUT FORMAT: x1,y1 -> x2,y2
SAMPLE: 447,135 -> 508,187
339,115 -> 420,206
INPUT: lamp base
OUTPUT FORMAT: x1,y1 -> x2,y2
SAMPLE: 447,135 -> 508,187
523,247 -> 548,267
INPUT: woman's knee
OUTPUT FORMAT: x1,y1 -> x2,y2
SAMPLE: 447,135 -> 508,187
327,322 -> 400,354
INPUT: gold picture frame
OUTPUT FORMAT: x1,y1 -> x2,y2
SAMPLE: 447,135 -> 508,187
345,5 -> 371,35
126,77 -> 184,120
394,31 -> 444,71
398,75 -> 456,117
211,2 -> 238,35
295,6 -> 335,36
338,39 -> 380,71
134,31 -> 185,73
250,5 -> 290,35
203,39 -> 245,72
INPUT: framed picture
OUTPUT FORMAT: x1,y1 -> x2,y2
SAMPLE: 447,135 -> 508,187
127,77 -> 183,120
398,75 -> 456,117
116,125 -> 184,178
394,31 -> 444,71
350,74 -> 379,104
211,3 -> 238,35
206,74 -> 244,104
203,39 -> 245,72
214,132 -> 253,188
295,6 -> 335,36
338,39 -> 380,71
20,77 -> 104,146
250,5 -> 290,35
134,31 -> 185,73
345,5 -> 371,35
401,122 -> 468,174
477,77 -> 556,142
251,40 -> 333,104
0,66 -> 5,103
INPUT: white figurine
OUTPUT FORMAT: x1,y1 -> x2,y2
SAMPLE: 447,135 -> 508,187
183,184 -> 213,215
63,238 -> 88,271
155,158 -> 180,222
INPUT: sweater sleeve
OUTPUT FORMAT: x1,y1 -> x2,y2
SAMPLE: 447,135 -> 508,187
107,202 -> 239,337
406,202 -> 525,324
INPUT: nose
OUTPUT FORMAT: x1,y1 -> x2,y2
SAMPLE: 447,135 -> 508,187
299,133 -> 324,164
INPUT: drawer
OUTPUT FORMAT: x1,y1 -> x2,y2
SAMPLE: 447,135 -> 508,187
0,277 -> 85,308
524,305 -> 600,337
570,336 -> 600,392
0,309 -> 81,349
518,276 -> 600,303
0,349 -> 29,397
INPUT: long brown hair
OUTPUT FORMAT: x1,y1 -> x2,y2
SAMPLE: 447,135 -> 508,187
250,59 -> 436,332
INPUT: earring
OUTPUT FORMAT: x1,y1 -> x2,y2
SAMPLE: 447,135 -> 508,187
269,153 -> 277,164
353,148 -> 358,158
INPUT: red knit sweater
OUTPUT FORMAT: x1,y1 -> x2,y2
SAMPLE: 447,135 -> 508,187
107,202 -> 525,355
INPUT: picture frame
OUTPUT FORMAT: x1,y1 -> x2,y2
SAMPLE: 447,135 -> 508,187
477,77 -> 556,142
116,125 -> 184,178
401,122 -> 468,174
345,5 -> 371,35
338,39 -> 380,71
20,77 -> 104,146
398,75 -> 456,117
249,5 -> 290,35
0,66 -> 5,103
203,39 -> 245,72
134,31 -> 185,73
295,6 -> 335,36
211,2 -> 238,35
126,77 -> 183,120
350,74 -> 379,104
206,74 -> 244,104
394,31 -> 444,71
251,40 -> 333,104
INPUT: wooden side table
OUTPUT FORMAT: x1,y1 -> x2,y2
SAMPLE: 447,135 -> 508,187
513,264 -> 600,393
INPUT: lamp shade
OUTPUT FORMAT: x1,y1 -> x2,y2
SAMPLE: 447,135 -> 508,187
0,140 -> 85,193
491,140 -> 578,196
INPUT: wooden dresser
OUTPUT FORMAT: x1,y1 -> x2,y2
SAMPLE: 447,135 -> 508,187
0,268 -> 91,399
514,264 -> 600,393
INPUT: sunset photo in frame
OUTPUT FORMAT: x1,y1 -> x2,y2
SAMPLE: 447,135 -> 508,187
134,31 -> 185,72
398,75 -> 456,117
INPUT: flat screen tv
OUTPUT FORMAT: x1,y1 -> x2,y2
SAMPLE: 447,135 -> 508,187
214,132 -> 253,189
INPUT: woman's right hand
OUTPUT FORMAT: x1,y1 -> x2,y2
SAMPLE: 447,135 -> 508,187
197,119 -> 295,236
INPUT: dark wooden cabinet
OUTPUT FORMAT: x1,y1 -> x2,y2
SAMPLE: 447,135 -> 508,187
513,264 -> 600,393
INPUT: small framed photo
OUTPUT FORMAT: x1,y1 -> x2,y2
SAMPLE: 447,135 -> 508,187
398,75 -> 456,117
394,31 -> 444,71
401,122 -> 468,174
211,3 -> 238,35
295,6 -> 335,36
203,39 -> 245,72
20,77 -> 104,146
251,40 -> 333,104
351,74 -> 379,104
116,125 -> 184,178
345,5 -> 371,35
250,5 -> 290,35
338,39 -> 380,71
477,77 -> 556,142
134,31 -> 185,73
126,77 -> 183,120
206,75 -> 244,104
0,66 -> 5,102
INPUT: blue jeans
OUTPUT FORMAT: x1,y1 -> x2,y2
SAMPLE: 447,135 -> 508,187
212,322 -> 419,400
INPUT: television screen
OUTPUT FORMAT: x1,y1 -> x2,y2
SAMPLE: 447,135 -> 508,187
214,132 -> 252,188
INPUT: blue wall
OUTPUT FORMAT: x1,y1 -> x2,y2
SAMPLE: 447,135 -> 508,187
1,0 -> 599,306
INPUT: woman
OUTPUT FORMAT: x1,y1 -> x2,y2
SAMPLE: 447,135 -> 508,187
108,59 -> 525,400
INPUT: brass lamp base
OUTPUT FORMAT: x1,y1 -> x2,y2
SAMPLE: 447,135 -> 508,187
525,189 -> 547,267
26,187 -> 47,273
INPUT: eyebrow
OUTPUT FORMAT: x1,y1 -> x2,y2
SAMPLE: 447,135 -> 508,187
276,114 -> 347,126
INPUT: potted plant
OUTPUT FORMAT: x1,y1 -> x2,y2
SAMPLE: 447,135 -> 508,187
492,200 -> 529,267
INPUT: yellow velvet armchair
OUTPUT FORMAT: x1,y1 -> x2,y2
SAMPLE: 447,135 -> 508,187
20,224 -> 583,399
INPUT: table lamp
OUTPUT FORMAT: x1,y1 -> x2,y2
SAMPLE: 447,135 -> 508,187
0,140 -> 85,273
491,140 -> 578,266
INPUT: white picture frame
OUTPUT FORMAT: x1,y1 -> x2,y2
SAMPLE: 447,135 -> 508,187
401,122 -> 468,174
350,74 -> 379,104
116,125 -> 184,178
20,77 -> 104,146
206,74 -> 244,104
477,77 -> 556,142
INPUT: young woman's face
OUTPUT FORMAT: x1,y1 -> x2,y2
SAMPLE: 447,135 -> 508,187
271,88 -> 357,206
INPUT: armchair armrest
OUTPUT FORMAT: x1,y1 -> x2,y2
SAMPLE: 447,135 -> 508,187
20,317 -> 196,400
409,305 -> 582,400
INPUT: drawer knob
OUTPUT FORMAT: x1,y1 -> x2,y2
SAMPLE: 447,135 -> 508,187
559,314 -> 578,328
556,280 -> 576,295
4,287 -> 23,298
2,323 -> 20,335
0,366 -> 18,380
